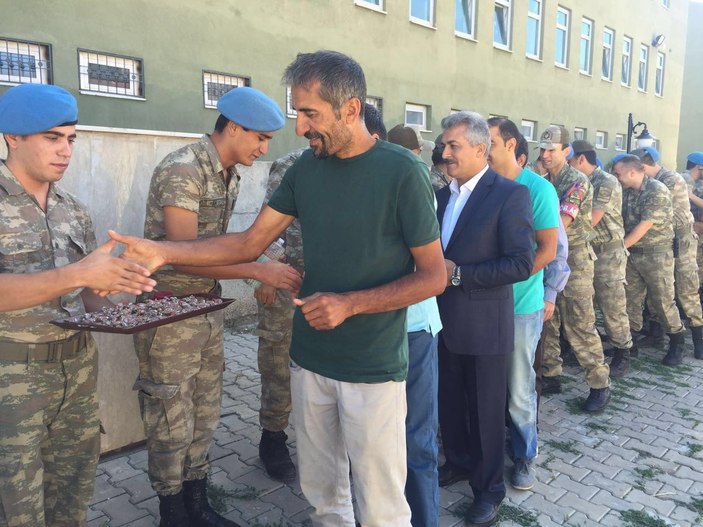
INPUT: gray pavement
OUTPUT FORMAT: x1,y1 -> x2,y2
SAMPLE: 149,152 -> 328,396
89,322 -> 703,527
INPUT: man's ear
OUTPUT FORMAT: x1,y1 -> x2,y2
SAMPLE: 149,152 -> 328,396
342,97 -> 362,124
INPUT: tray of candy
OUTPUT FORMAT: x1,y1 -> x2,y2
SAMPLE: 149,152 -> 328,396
51,294 -> 234,334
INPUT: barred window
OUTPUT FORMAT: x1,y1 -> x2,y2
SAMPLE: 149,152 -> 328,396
0,38 -> 51,85
78,49 -> 144,99
202,71 -> 250,109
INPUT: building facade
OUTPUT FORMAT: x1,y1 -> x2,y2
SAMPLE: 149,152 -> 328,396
678,1 -> 702,169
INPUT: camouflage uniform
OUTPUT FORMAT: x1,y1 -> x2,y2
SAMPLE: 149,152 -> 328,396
543,164 -> 610,389
692,179 -> 703,284
622,176 -> 683,334
133,135 -> 239,496
256,149 -> 305,433
589,167 -> 632,350
0,161 -> 100,527
429,165 -> 449,191
649,168 -> 703,326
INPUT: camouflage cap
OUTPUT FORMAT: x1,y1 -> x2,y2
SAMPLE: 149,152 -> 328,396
0,84 -> 77,135
539,125 -> 569,150
217,86 -> 285,132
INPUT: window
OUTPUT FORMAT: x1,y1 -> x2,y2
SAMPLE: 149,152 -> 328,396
521,120 -> 536,141
0,38 -> 51,85
638,44 -> 648,91
662,0 -> 670,7
602,28 -> 614,81
285,86 -> 297,118
621,36 -> 632,86
455,0 -> 476,38
365,95 -> 383,118
526,0 -> 543,58
555,7 -> 570,67
355,0 -> 384,12
615,133 -> 625,151
655,52 -> 666,96
78,49 -> 144,99
595,131 -> 607,149
405,103 -> 429,131
410,0 -> 434,26
579,18 -> 593,74
574,127 -> 586,141
202,71 -> 250,109
493,0 -> 512,49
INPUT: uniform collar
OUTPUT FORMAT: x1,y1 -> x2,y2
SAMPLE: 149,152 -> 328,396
0,160 -> 67,202
201,134 -> 240,182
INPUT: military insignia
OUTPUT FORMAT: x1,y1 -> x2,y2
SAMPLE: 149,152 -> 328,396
541,130 -> 552,141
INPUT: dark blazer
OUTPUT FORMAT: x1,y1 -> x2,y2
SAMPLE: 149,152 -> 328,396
437,167 -> 535,356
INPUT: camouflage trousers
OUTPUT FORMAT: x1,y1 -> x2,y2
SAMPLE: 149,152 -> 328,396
256,290 -> 293,432
593,246 -> 633,349
0,337 -> 100,527
673,232 -> 703,327
133,312 -> 224,496
543,243 -> 610,389
697,234 -> 703,285
626,251 -> 684,334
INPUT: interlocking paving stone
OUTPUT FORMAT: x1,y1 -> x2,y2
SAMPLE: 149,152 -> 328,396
91,492 -> 150,526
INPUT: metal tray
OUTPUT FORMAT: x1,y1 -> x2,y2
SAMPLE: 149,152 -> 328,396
51,294 -> 234,335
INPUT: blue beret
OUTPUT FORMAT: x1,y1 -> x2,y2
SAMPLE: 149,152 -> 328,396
566,143 -> 574,161
0,84 -> 77,135
217,86 -> 284,132
611,153 -> 628,165
688,152 -> 703,165
631,146 -> 660,162
596,158 -> 603,169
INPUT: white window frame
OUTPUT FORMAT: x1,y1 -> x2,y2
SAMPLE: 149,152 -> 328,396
202,71 -> 250,109
405,103 -> 430,131
615,133 -> 625,151
526,0 -> 543,59
573,127 -> 586,141
521,120 -> 536,142
602,27 -> 614,81
595,131 -> 607,149
285,85 -> 297,118
455,0 -> 476,39
409,0 -> 435,28
78,49 -> 144,99
493,0 -> 512,50
622,36 -> 632,87
638,44 -> 649,92
655,51 -> 666,97
579,17 -> 593,75
355,0 -> 385,13
365,95 -> 383,118
555,7 -> 570,68
0,37 -> 51,86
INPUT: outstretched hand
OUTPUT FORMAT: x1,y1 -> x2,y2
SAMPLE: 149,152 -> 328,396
78,239 -> 156,296
109,230 -> 166,273
258,261 -> 302,294
293,292 -> 354,330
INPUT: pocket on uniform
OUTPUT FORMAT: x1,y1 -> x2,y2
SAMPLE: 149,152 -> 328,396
0,232 -> 44,270
134,378 -> 186,444
198,199 -> 226,224
67,231 -> 90,260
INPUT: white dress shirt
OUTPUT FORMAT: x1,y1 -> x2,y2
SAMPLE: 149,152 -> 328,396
441,164 -> 489,250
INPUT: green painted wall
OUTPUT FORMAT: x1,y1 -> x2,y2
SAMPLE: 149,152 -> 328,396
0,0 -> 690,164
678,1 -> 703,170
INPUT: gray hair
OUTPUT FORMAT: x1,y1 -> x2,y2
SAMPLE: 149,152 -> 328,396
283,50 -> 366,119
440,111 -> 491,158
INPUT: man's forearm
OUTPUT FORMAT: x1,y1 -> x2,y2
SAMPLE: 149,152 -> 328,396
624,221 -> 653,248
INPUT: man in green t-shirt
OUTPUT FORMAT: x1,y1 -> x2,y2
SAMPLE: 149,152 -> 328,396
110,50 -> 446,527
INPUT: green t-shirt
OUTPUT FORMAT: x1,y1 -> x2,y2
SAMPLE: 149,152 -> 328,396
268,140 -> 440,383
513,168 -> 559,314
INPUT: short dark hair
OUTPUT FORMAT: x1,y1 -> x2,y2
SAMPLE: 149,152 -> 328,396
214,114 -> 230,133
432,144 -> 445,166
283,50 -> 367,119
615,154 -> 645,173
515,135 -> 529,164
688,160 -> 697,170
578,150 -> 598,166
640,154 -> 656,167
487,116 -> 523,147
363,103 -> 386,140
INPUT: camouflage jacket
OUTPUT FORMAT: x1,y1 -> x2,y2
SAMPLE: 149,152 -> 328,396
0,161 -> 97,342
589,167 -> 624,245
622,175 -> 673,249
144,135 -> 240,294
652,167 -> 694,233
548,163 -> 594,246
693,178 -> 703,222
429,165 -> 450,191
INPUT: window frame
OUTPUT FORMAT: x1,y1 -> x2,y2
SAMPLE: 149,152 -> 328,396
555,6 -> 570,68
405,102 -> 430,131
655,51 -> 665,97
621,36 -> 632,87
521,119 -> 536,142
615,133 -> 626,151
638,44 -> 649,92
526,0 -> 543,59
602,27 -> 614,81
595,131 -> 607,149
573,127 -> 586,141
78,48 -> 145,100
355,0 -> 385,13
579,17 -> 594,75
365,95 -> 384,119
285,85 -> 297,118
493,0 -> 513,50
0,37 -> 52,86
455,0 -> 476,39
409,0 -> 435,28
201,70 -> 250,109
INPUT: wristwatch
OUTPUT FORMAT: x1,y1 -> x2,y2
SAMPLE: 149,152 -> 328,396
451,265 -> 462,286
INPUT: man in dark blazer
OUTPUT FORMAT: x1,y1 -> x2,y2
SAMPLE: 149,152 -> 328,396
436,111 -> 535,526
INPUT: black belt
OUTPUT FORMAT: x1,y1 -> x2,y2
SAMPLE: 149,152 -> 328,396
628,245 -> 672,255
591,239 -> 624,255
0,332 -> 87,363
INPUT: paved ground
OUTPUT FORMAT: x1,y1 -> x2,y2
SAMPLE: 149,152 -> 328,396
89,321 -> 703,527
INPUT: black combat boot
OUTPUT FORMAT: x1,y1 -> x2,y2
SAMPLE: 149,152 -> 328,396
541,376 -> 562,395
691,326 -> 703,360
158,491 -> 190,527
662,332 -> 685,366
259,429 -> 296,483
582,387 -> 611,413
609,348 -> 631,378
182,478 -> 241,527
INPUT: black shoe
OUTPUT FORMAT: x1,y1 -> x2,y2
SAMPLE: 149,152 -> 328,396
259,430 -> 296,483
541,376 -> 562,395
158,491 -> 190,527
692,326 -> 703,360
183,478 -> 241,527
464,500 -> 501,527
438,463 -> 470,487
582,387 -> 610,413
663,332 -> 685,366
609,348 -> 630,378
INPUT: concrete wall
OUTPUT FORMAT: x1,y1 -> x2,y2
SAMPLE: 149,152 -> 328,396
677,2 -> 703,170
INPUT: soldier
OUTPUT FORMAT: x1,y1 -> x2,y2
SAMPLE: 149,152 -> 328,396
539,125 -> 611,413
687,152 -> 703,321
0,84 -> 155,527
133,87 -> 301,527
430,134 -> 451,191
613,155 -> 686,366
569,140 -> 633,377
631,147 -> 703,361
